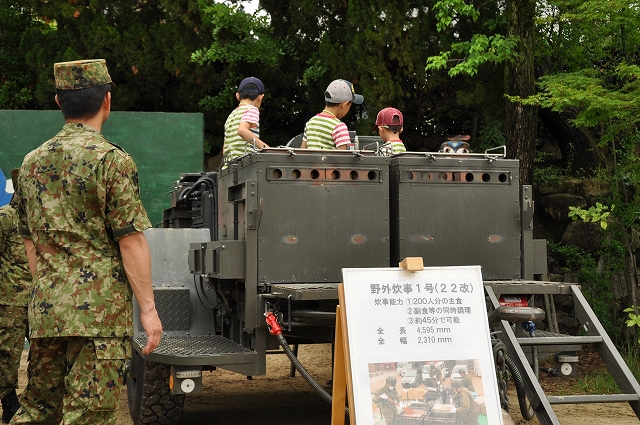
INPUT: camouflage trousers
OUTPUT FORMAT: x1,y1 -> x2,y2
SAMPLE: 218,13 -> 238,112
459,413 -> 479,425
0,305 -> 28,399
374,398 -> 399,424
10,336 -> 128,425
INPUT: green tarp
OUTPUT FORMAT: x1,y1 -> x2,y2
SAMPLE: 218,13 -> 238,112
0,110 -> 204,225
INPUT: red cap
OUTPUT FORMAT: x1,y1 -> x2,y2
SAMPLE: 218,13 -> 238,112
375,107 -> 403,128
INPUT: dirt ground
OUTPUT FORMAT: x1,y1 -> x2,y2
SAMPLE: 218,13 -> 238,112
507,345 -> 639,425
12,344 -> 640,424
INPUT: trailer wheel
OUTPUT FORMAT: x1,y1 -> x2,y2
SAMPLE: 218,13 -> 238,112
126,348 -> 185,425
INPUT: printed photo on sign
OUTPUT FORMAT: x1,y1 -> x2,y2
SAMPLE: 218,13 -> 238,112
369,359 -> 486,425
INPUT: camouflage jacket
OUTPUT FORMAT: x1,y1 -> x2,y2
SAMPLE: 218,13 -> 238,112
455,387 -> 478,418
372,383 -> 402,420
462,374 -> 475,391
11,123 -> 151,338
430,367 -> 443,383
0,205 -> 31,306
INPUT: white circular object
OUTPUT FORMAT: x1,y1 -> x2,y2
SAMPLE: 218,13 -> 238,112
180,378 -> 195,393
560,363 -> 573,376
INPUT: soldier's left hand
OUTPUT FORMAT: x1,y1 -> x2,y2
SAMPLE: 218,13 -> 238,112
140,309 -> 163,354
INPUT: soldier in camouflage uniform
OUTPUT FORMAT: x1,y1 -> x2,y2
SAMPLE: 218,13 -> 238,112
10,59 -> 163,425
452,379 -> 479,425
460,369 -> 475,392
0,170 -> 31,424
372,375 -> 402,425
429,363 -> 443,385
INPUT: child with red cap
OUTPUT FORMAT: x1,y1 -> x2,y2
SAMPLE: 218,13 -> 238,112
374,107 -> 407,155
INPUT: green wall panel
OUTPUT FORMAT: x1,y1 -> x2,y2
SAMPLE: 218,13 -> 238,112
0,110 -> 203,226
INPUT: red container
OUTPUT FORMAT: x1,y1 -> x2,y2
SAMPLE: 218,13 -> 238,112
498,295 -> 528,307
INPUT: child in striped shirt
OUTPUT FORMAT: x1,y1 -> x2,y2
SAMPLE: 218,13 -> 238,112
301,79 -> 364,149
222,77 -> 269,165
374,107 -> 407,155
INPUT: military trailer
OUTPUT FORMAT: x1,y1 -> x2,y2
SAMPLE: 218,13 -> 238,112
126,145 -> 640,425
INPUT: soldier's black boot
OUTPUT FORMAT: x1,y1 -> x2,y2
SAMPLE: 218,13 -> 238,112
1,389 -> 19,424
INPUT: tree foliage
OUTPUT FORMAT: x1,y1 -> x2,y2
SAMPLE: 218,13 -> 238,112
0,0 -> 220,113
0,1 -> 51,109
1,0 -> 511,152
192,1 -> 282,111
339,0 -> 502,144
426,0 -> 536,183
426,0 -> 518,78
4,0 -> 640,346
1,0 -> 639,164
524,0 -> 640,343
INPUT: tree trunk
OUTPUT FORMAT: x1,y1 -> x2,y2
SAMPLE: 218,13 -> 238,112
505,0 -> 537,186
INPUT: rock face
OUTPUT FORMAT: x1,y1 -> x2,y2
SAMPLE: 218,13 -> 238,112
560,221 -> 603,253
534,178 -> 621,335
540,193 -> 587,223
535,179 -> 611,268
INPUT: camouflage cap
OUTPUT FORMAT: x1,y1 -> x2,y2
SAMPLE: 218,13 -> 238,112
54,59 -> 115,90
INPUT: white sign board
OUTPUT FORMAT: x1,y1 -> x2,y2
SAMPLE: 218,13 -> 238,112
342,266 -> 503,425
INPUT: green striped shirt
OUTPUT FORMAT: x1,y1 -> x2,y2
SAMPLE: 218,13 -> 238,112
303,111 -> 350,149
389,140 -> 407,154
223,103 -> 260,162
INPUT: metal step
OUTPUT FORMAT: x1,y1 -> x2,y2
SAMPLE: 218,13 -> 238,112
269,283 -> 340,300
132,335 -> 257,366
517,330 -> 588,359
517,335 -> 603,345
547,394 -> 640,404
484,280 -> 574,295
485,283 -> 640,424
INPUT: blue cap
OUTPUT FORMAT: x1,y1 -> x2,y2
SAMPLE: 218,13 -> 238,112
239,77 -> 265,94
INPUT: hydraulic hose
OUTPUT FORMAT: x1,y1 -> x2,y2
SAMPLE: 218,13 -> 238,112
264,312 -> 349,415
504,353 -> 536,420
178,176 -> 217,202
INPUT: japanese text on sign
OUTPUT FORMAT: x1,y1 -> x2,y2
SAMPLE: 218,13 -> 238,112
368,282 -> 475,347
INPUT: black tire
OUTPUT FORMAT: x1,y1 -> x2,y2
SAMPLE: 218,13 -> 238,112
126,347 -> 185,425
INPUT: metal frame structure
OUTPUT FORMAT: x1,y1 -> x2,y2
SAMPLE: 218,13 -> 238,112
127,148 -> 640,425
486,281 -> 640,424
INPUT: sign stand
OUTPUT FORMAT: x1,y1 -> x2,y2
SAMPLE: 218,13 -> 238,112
331,258 -> 424,425
332,258 -> 503,425
331,284 -> 354,425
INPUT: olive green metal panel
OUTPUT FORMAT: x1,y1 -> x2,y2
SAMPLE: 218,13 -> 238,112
390,154 -> 522,279
218,150 -> 390,284
189,240 -> 246,279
